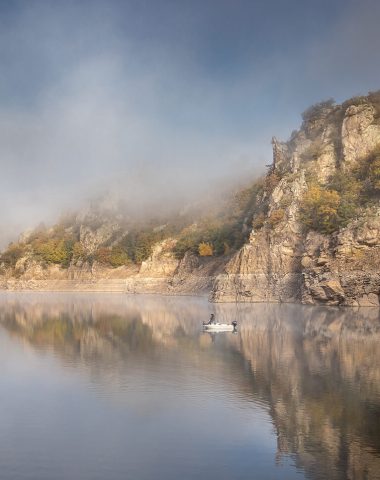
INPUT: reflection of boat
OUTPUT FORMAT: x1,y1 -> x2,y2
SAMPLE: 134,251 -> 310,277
203,321 -> 237,332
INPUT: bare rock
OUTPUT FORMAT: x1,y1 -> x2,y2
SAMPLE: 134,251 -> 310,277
342,103 -> 380,169
139,239 -> 179,277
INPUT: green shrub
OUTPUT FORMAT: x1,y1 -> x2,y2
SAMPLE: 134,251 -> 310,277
302,99 -> 335,123
173,221 -> 247,259
94,246 -> 130,267
94,247 -> 111,264
33,238 -> 73,266
173,231 -> 200,259
327,170 -> 361,223
368,90 -> 380,121
121,229 -> 167,264
109,246 -> 130,267
301,144 -> 380,235
171,176 -> 268,258
300,184 -> 341,234
72,242 -> 85,261
354,144 -> 380,197
342,91 -> 380,122
342,95 -> 367,110
0,244 -> 25,267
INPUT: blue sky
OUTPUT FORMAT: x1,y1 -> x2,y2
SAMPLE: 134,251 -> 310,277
0,0 -> 379,240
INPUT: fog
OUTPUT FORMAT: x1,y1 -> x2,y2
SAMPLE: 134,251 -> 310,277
0,0 -> 380,246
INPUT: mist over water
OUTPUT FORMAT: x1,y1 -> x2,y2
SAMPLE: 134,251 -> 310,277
0,292 -> 379,480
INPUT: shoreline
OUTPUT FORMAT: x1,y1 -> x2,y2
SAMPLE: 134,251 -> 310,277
0,286 -> 379,308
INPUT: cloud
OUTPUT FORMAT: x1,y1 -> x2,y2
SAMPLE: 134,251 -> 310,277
0,0 -> 379,246
0,50 -> 264,245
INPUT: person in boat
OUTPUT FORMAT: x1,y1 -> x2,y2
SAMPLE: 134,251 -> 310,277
208,314 -> 216,325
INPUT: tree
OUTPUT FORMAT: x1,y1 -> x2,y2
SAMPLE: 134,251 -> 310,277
198,242 -> 213,256
109,246 -> 130,267
300,184 -> 341,234
72,242 -> 85,261
362,145 -> 380,193
94,246 -> 129,267
349,144 -> 380,200
94,247 -> 111,265
122,230 -> 163,264
0,244 -> 25,267
33,238 -> 73,265
302,99 -> 335,123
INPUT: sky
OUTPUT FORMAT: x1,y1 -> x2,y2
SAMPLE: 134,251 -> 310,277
0,0 -> 380,244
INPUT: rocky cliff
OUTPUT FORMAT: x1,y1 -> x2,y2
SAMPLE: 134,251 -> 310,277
212,93 -> 380,306
1,92 -> 380,305
0,238 -> 226,296
0,201 -> 229,295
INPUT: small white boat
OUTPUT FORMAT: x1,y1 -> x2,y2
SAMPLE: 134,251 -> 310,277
203,320 -> 237,332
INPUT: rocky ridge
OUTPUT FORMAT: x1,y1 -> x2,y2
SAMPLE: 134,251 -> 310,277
211,94 -> 380,306
1,93 -> 380,305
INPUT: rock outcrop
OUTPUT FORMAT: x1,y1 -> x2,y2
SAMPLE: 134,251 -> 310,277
342,103 -> 380,169
301,210 -> 380,306
212,95 -> 380,306
1,93 -> 380,306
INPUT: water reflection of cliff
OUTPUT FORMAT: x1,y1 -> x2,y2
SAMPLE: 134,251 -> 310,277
0,293 -> 379,480
232,305 -> 380,480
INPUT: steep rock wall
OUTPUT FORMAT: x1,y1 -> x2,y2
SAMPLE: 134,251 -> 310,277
212,98 -> 380,306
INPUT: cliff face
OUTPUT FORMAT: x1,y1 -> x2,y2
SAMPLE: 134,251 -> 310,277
212,95 -> 380,306
1,93 -> 380,305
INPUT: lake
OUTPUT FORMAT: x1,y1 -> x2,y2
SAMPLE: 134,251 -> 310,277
0,292 -> 379,480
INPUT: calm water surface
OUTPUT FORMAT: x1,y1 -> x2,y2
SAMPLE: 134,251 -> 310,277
0,292 -> 379,480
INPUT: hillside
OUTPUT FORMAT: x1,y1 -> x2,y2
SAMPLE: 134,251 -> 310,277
212,91 -> 380,306
1,91 -> 380,305
0,177 -> 259,294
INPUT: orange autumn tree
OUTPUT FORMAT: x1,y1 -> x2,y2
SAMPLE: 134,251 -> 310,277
198,242 -> 213,256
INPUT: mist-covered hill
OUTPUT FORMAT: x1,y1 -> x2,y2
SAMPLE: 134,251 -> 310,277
1,91 -> 380,305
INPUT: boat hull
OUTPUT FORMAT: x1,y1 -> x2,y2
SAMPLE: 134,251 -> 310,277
203,324 -> 235,332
